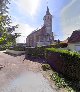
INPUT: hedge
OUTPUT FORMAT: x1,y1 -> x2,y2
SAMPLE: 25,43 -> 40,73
25,46 -> 46,59
45,48 -> 80,81
48,43 -> 68,48
9,46 -> 25,51
25,46 -> 80,81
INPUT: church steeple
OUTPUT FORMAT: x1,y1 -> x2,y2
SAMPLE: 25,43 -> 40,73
43,6 -> 52,35
43,6 -> 52,27
46,6 -> 50,15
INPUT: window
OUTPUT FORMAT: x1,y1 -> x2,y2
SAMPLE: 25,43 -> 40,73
48,16 -> 49,19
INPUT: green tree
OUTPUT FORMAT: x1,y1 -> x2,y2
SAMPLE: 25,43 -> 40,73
0,0 -> 20,48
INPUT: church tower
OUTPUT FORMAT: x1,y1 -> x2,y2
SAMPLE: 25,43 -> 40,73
26,6 -> 54,47
43,6 -> 52,35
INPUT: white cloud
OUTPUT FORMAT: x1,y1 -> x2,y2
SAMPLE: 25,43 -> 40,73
61,15 -> 80,40
62,25 -> 80,40
60,0 -> 80,40
15,23 -> 35,43
61,0 -> 76,15
9,0 -> 41,43
13,0 -> 41,16
16,23 -> 35,36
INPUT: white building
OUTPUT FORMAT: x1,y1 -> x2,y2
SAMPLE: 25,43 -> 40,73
68,30 -> 80,52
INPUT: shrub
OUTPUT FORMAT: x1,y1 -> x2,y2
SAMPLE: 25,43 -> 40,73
25,46 -> 46,59
9,45 -> 25,51
25,46 -> 80,81
50,72 -> 68,88
45,48 -> 80,81
48,43 -> 68,48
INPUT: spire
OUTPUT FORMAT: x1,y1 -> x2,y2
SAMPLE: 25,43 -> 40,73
46,6 -> 50,15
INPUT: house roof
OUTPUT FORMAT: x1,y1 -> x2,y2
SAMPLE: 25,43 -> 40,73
68,30 -> 80,43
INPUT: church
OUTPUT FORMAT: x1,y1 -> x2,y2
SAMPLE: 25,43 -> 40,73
26,6 -> 54,47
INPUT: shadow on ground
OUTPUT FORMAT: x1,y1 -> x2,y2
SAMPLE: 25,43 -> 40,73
4,52 -> 25,57
24,56 -> 47,64
4,52 -> 47,64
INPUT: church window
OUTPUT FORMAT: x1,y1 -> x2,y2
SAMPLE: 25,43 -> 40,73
48,16 -> 49,19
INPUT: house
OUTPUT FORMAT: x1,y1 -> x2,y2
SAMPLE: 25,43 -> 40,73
26,6 -> 54,47
68,30 -> 80,52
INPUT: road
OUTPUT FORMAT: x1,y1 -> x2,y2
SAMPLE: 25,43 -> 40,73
0,51 -> 61,92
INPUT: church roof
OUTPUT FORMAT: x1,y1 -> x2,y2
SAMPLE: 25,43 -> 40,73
27,26 -> 46,37
68,30 -> 80,43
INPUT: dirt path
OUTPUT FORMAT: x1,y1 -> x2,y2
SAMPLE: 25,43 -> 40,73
0,52 -> 63,92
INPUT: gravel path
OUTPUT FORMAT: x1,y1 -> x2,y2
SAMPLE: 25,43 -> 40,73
0,52 -> 59,92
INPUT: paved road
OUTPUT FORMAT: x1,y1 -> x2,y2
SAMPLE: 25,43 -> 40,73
0,52 -> 58,92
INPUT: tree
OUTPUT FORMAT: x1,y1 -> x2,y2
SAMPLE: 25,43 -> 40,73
0,0 -> 20,48
0,0 -> 10,14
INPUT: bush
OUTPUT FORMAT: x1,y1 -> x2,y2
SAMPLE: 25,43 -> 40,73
42,64 -> 51,71
9,45 -> 25,51
45,48 -> 80,81
0,45 -> 8,51
25,46 -> 80,81
25,46 -> 46,59
50,72 -> 68,88
48,43 -> 68,48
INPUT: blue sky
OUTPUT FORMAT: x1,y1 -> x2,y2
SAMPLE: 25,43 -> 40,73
8,0 -> 80,43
